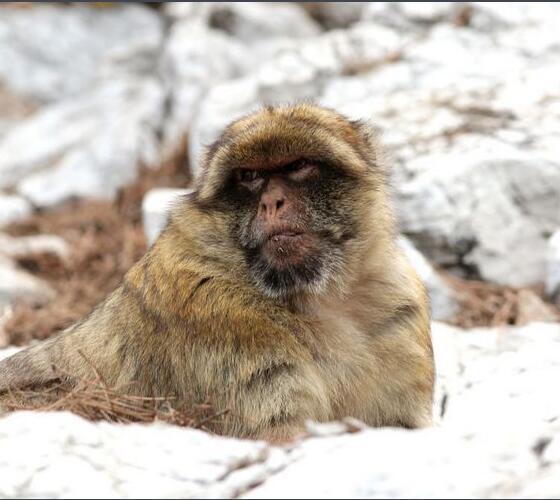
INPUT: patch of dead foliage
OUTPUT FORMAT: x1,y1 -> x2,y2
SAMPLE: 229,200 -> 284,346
3,362 -> 227,432
444,273 -> 560,328
4,142 -> 190,346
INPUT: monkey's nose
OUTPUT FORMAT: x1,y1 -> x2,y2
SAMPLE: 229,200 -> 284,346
260,193 -> 286,218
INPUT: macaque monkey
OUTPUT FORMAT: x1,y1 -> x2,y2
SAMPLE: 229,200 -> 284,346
0,104 -> 434,440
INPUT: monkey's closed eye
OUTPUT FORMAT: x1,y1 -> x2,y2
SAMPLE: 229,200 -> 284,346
284,159 -> 306,171
235,169 -> 260,183
285,159 -> 318,180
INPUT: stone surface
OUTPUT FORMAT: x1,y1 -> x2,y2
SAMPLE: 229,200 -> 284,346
142,188 -> 194,246
397,236 -> 459,321
0,321 -> 559,498
205,2 -> 320,43
0,255 -> 54,307
546,231 -> 560,304
159,16 -> 250,162
0,194 -> 32,227
0,77 -> 165,207
0,84 -> 37,140
303,2 -> 367,30
0,233 -> 65,307
0,4 -> 163,103
397,158 -> 560,287
0,233 -> 68,261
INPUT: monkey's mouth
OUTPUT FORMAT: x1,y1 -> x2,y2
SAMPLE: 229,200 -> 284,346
268,229 -> 304,241
262,229 -> 315,267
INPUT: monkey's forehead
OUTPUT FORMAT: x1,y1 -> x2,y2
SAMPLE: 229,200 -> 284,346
207,104 -> 372,173
228,104 -> 352,133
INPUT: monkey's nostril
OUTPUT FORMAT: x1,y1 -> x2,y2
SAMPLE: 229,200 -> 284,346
276,199 -> 285,211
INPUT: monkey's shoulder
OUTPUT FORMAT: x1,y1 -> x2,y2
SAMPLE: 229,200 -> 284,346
119,267 -> 311,357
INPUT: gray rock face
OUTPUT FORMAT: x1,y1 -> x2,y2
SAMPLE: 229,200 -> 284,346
0,321 -> 559,498
0,77 -> 165,207
142,188 -> 194,246
0,233 -> 67,308
203,2 -> 321,43
0,195 -> 32,227
0,4 -> 163,103
303,2 -> 367,30
0,84 -> 36,140
159,17 -> 250,163
165,1 -> 321,42
547,231 -> 560,304
0,255 -> 54,307
397,158 -> 560,287
397,236 -> 459,321
0,233 -> 68,261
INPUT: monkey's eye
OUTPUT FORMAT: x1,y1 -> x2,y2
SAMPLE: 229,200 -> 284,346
285,159 -> 308,172
235,169 -> 260,183
285,159 -> 318,180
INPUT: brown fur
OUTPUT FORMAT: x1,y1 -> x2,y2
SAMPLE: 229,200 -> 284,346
0,104 -> 434,440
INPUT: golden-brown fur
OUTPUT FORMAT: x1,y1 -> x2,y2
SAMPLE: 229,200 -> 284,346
0,104 -> 434,440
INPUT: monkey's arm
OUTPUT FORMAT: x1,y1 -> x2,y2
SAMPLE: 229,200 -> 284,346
361,252 -> 435,430
0,289 -> 129,395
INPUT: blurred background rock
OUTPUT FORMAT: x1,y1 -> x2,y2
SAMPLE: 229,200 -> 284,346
0,3 -> 559,497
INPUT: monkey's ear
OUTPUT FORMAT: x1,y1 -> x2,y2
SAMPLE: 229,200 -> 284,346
349,119 -> 388,173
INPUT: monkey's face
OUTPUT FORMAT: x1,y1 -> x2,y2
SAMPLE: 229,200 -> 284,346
195,104 -> 382,298
229,159 -> 358,297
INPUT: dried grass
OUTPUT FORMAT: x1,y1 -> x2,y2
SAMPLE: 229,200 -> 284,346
443,272 -> 559,328
4,143 -> 190,346
3,357 -> 227,432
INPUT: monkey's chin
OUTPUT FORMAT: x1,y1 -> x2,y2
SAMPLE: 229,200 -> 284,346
248,236 -> 327,297
262,233 -> 312,269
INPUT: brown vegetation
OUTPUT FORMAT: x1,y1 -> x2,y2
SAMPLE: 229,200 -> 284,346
4,154 -> 190,346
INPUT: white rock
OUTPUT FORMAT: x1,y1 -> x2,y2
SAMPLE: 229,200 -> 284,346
0,4 -> 163,103
436,322 -> 560,433
188,78 -> 261,175
0,344 -> 22,362
204,3 -> 320,43
397,158 -> 560,287
0,194 -> 32,227
303,2 -> 366,29
363,2 -> 462,31
0,255 -> 55,306
397,236 -> 459,321
470,2 -> 560,29
0,233 -> 69,261
142,188 -> 194,246
430,322 -> 463,423
163,2 -> 202,20
0,84 -> 37,140
0,77 -> 165,207
165,2 -> 320,42
546,230 -> 560,302
159,18 -> 251,164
